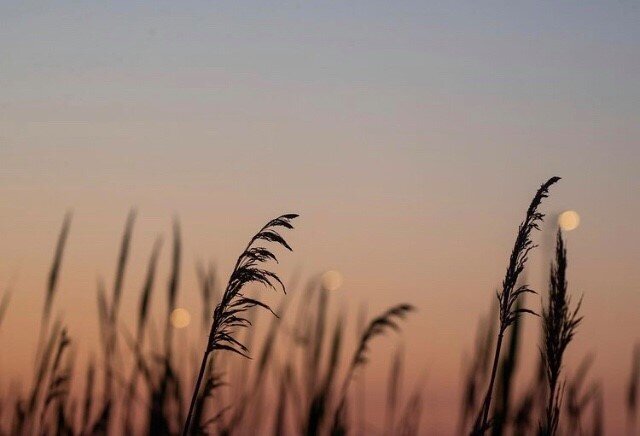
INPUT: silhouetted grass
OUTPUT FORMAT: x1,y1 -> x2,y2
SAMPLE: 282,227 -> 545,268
183,214 -> 298,435
473,176 -> 560,434
332,304 -> 414,434
541,230 -> 582,435
42,212 -> 72,329
1,177 -> 636,435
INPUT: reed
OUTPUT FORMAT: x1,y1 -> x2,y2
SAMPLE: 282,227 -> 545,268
42,212 -> 72,329
333,303 -> 415,430
540,230 -> 582,435
472,176 -> 560,434
3,177 -> 637,435
182,214 -> 298,435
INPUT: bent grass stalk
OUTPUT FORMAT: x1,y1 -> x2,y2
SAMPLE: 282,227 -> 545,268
182,214 -> 298,435
333,303 -> 415,429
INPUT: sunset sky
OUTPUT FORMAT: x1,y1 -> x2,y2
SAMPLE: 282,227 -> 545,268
1,2 -> 639,433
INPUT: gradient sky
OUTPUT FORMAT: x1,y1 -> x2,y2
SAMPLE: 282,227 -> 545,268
1,1 -> 639,433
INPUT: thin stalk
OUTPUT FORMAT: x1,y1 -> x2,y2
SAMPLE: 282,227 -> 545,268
183,327 -> 215,436
478,331 -> 504,429
472,176 -> 560,434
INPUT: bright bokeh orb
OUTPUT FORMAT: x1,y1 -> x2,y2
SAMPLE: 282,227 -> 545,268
170,308 -> 191,329
321,270 -> 343,291
558,210 -> 580,231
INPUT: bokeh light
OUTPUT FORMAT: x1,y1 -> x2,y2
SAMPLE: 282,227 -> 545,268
558,210 -> 580,231
170,308 -> 191,329
321,270 -> 343,291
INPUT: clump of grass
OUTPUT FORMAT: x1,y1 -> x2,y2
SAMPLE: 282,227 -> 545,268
0,209 -> 421,435
473,176 -> 560,434
5,176 -> 638,435
541,229 -> 582,435
183,213 -> 298,435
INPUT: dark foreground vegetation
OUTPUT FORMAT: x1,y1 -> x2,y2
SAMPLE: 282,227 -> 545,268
0,178 -> 638,435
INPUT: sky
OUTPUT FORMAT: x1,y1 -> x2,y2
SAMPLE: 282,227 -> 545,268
1,1 -> 639,433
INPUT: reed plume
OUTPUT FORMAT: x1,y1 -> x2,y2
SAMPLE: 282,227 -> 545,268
473,176 -> 560,434
183,213 -> 298,435
333,304 -> 415,427
541,229 -> 582,435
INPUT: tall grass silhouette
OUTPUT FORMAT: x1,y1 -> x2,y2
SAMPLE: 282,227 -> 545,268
541,230 -> 582,435
183,214 -> 298,434
472,176 -> 560,434
0,177 -> 637,435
